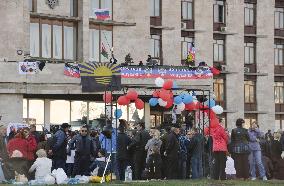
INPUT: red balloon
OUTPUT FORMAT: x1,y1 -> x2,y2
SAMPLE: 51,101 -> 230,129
159,89 -> 171,101
103,92 -> 112,103
165,99 -> 174,108
135,98 -> 144,110
153,90 -> 160,98
118,96 -> 130,106
126,90 -> 138,101
163,80 -> 173,90
195,102 -> 209,110
210,117 -> 219,128
185,102 -> 196,111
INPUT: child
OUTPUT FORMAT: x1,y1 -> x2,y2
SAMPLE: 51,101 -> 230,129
145,145 -> 162,180
225,155 -> 236,179
29,149 -> 52,181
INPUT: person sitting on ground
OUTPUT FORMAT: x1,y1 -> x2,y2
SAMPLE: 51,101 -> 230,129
29,149 -> 53,181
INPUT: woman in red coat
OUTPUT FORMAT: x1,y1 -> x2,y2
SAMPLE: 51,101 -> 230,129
209,120 -> 229,180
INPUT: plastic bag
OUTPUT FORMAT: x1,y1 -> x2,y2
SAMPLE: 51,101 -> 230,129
76,175 -> 89,184
52,168 -> 67,184
44,174 -> 55,185
89,174 -> 111,183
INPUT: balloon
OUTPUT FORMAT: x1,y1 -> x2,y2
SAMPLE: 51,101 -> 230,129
118,96 -> 130,106
176,102 -> 185,111
182,94 -> 193,104
205,99 -> 216,108
175,109 -> 182,114
163,80 -> 173,90
158,98 -> 167,107
165,99 -> 174,109
135,98 -> 144,110
105,106 -> 112,118
173,81 -> 178,89
210,117 -> 219,128
153,90 -> 160,98
185,102 -> 196,111
159,89 -> 171,101
103,92 -> 112,103
174,96 -> 183,104
114,109 -> 122,118
149,98 -> 158,107
155,77 -> 165,87
126,90 -> 138,101
212,105 -> 224,114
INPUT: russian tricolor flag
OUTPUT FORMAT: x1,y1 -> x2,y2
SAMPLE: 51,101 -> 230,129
94,8 -> 110,20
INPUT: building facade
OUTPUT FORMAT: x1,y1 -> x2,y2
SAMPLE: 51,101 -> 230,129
0,0 -> 282,132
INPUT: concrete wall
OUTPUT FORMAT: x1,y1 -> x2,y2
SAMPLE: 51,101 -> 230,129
256,1 -> 275,132
0,0 -> 29,61
0,94 -> 23,124
225,0 -> 245,130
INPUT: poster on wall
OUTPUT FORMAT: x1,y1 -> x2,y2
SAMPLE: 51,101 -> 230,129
6,123 -> 29,136
18,61 -> 38,75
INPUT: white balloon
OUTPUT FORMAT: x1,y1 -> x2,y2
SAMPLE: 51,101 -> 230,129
175,109 -> 182,114
176,103 -> 185,111
212,105 -> 224,114
155,77 -> 165,87
158,98 -> 167,107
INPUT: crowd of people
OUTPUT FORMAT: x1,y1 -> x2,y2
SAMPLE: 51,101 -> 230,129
0,118 -> 284,183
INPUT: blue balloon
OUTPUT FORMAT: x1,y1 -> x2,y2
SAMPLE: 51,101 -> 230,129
149,98 -> 158,107
114,109 -> 122,118
174,96 -> 183,104
183,94 -> 193,104
205,99 -> 216,108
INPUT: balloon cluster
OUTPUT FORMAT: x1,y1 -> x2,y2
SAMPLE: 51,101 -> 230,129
117,89 -> 144,110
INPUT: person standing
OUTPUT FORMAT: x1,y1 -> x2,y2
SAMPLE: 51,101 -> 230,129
230,118 -> 250,180
248,122 -> 267,180
68,125 -> 94,177
128,123 -> 151,180
49,123 -> 70,170
116,125 -> 131,180
30,125 -> 40,144
211,123 -> 229,180
178,129 -> 189,179
164,127 -> 180,179
145,129 -> 162,162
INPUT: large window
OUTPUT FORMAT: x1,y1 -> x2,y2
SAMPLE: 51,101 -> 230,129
182,0 -> 193,20
244,81 -> 255,103
275,115 -> 284,130
275,44 -> 284,65
90,0 -> 112,20
89,26 -> 113,62
150,34 -> 161,63
275,82 -> 284,104
214,0 -> 225,23
275,8 -> 284,29
30,20 -> 77,60
50,100 -> 71,124
213,79 -> 224,102
245,43 -> 255,64
245,3 -> 255,26
23,99 -> 44,130
213,39 -> 224,62
150,0 -> 160,17
181,37 -> 194,60
244,114 -> 257,129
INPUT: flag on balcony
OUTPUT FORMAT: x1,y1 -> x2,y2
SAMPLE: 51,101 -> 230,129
101,43 -> 109,59
187,42 -> 196,63
64,63 -> 80,78
94,8 -> 110,20
78,62 -> 121,92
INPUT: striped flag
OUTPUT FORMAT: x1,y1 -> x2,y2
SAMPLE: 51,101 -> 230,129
94,8 -> 110,20
101,43 -> 109,59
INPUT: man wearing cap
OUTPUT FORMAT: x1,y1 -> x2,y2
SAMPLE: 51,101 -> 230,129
49,123 -> 70,170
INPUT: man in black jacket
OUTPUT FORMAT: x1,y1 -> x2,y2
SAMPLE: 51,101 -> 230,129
116,125 -> 131,180
164,127 -> 180,179
68,125 -> 94,177
128,123 -> 151,180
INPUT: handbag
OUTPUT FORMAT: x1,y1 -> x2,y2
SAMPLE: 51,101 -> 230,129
232,143 -> 250,154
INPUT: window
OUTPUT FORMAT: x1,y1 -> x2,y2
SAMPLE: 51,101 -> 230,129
213,79 -> 224,102
30,20 -> 77,60
244,81 -> 255,103
245,3 -> 255,26
275,44 -> 284,65
213,39 -> 224,62
275,8 -> 284,29
150,35 -> 161,62
275,115 -> 284,130
244,114 -> 257,129
214,0 -> 225,23
71,101 -> 88,125
181,37 -> 194,60
90,0 -> 112,20
275,82 -> 284,104
89,26 -> 113,62
150,0 -> 160,17
182,0 -> 193,20
70,0 -> 78,17
30,23 -> 39,57
50,100 -> 71,124
244,43 -> 255,64
23,99 -> 44,127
